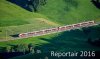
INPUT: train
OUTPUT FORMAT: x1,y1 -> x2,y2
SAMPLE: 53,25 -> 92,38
18,21 -> 96,38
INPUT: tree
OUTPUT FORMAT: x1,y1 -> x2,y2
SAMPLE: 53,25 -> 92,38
96,0 -> 100,2
82,27 -> 91,38
16,44 -> 28,54
28,0 -> 47,12
28,43 -> 35,52
45,56 -> 48,59
88,38 -> 100,46
5,46 -> 11,53
31,49 -> 35,54
8,0 -> 47,12
40,0 -> 47,5
11,48 -> 15,52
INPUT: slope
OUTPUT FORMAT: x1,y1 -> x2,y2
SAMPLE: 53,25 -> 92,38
38,0 -> 100,25
0,0 -> 59,40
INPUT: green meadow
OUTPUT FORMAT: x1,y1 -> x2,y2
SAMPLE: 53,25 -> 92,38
39,0 -> 100,24
0,25 -> 100,59
0,0 -> 100,40
0,0 -> 100,58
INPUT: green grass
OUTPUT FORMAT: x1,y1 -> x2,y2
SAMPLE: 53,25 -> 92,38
39,0 -> 100,25
0,19 -> 29,27
0,25 -> 100,59
0,0 -> 60,40
0,32 -> 57,48
0,0 -> 100,58
0,0 -> 52,27
0,0 -> 100,40
0,0 -> 59,27
0,25 -> 100,50
0,0 -> 100,49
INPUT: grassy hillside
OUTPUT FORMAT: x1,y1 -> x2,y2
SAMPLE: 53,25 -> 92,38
0,25 -> 100,59
1,0 -> 99,26
0,0 -> 59,40
0,0 -> 100,58
0,0 -> 100,40
0,0 -> 100,48
0,25 -> 100,50
39,0 -> 100,25
0,0 -> 52,27
0,0 -> 100,42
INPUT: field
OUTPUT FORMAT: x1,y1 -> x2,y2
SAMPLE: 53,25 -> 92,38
0,0 -> 100,40
0,25 -> 100,59
39,0 -> 100,24
0,0 -> 100,59
0,0 -> 60,40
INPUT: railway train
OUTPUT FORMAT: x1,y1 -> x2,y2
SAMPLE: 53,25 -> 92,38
18,21 -> 96,38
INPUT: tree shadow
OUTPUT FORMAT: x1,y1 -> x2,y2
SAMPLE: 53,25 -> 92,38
7,0 -> 33,12
10,34 -> 19,38
36,26 -> 100,59
7,0 -> 47,12
88,38 -> 100,47
39,30 -> 82,52
39,25 -> 100,52
0,52 -> 24,59
0,47 -> 6,53
0,25 -> 100,59
0,30 -> 2,32
63,0 -> 78,11
91,0 -> 100,9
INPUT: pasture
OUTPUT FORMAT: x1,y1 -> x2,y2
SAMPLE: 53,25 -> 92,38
0,0 -> 100,58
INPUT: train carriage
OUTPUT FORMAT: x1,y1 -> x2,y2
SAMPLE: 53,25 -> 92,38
18,21 -> 96,38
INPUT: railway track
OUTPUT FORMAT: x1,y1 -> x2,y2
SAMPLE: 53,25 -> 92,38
0,20 -> 99,42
